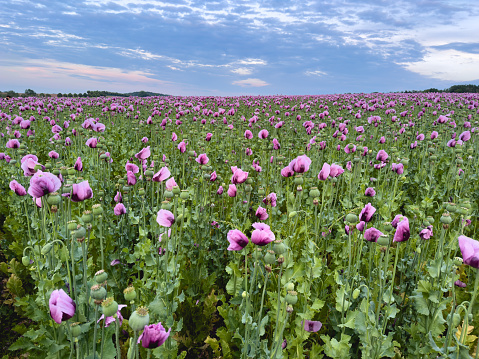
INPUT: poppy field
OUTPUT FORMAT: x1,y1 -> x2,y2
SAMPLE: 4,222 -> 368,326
1,92 -> 479,358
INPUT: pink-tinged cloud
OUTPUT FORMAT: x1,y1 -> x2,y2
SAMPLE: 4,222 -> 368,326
0,57 -> 179,93
232,78 -> 269,87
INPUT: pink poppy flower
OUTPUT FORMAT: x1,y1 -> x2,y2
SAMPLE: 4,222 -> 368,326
165,177 -> 177,191
177,141 -> 186,153
329,164 -> 344,177
281,166 -> 294,177
217,185 -> 224,195
227,229 -> 249,251
152,167 -> 171,182
288,155 -> 311,174
48,151 -> 59,159
318,163 -> 330,181
195,153 -> 209,165
157,209 -> 175,227
244,130 -> 253,139
210,171 -> 217,181
255,206 -> 268,221
86,137 -> 98,148
359,203 -> 376,223
364,227 -> 384,242
231,168 -> 248,184
71,180 -> 93,202
49,289 -> 76,324
28,171 -> 61,198
114,203 -> 126,215
135,146 -> 151,160
393,216 -> 410,242
458,235 -> 479,268
9,180 -> 27,196
227,184 -> 237,197
114,191 -> 122,203
127,171 -> 137,186
251,223 -> 275,246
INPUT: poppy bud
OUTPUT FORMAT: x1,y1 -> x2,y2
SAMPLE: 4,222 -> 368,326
95,269 -> 108,283
101,297 -> 119,317
22,256 -> 31,266
187,150 -> 195,156
122,186 -> 130,192
41,243 -> 53,255
452,313 -> 461,327
45,163 -> 52,169
242,291 -> 247,298
124,286 -> 137,302
352,288 -> 360,300
289,211 -> 297,218
462,201 -> 472,209
416,247 -> 421,254
245,185 -> 252,192
145,170 -> 154,177
286,305 -> 294,314
440,213 -> 453,224
67,168 -> 76,176
9,159 -> 17,165
353,157 -> 361,163
285,282 -> 295,291
286,291 -> 298,305
74,226 -> 86,239
91,284 -> 107,300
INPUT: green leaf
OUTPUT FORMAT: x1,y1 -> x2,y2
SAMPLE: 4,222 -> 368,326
259,314 -> 269,336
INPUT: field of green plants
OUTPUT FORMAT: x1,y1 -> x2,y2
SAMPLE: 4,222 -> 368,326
1,93 -> 479,358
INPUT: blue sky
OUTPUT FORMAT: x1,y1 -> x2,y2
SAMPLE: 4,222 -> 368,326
1,0 -> 479,95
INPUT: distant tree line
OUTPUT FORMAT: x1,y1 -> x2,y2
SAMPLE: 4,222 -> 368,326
404,84 -> 479,93
0,89 -> 170,98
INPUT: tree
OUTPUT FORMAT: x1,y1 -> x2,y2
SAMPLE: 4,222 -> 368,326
25,89 -> 37,96
57,93 -> 63,97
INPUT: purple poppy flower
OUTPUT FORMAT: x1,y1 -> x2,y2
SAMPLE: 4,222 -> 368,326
21,156 -> 41,176
74,157 -> 83,171
227,229 -> 249,251
281,166 -> 294,177
330,164 -> 344,177
49,289 -> 76,324
152,167 -> 171,182
288,155 -> 311,173
318,163 -> 331,180
177,141 -> 186,153
28,171 -> 61,198
111,259 -> 121,266
205,133 -> 212,141
303,320 -> 322,332
6,139 -> 20,148
431,131 -> 438,139
127,171 -> 137,186
458,235 -> 479,268
86,137 -> 97,148
227,184 -> 237,197
356,221 -> 365,232
273,138 -> 280,150
255,206 -> 268,221
71,180 -> 93,202
165,177 -> 177,191
455,280 -> 467,288
157,209 -> 175,227
171,132 -> 178,141
9,180 -> 27,196
459,131 -> 471,142
210,171 -> 217,181
251,223 -> 275,246
244,130 -> 253,139
258,129 -> 269,139
195,153 -> 209,165
231,168 -> 248,184
114,203 -> 126,215
263,192 -> 277,207
135,146 -> 151,160
365,187 -> 376,197
48,151 -> 59,159
138,323 -> 171,349
359,203 -> 376,223
391,214 -> 405,228
419,226 -> 433,240
98,304 -> 126,327
364,227 -> 384,242
376,150 -> 388,162
125,161 -> 139,173
393,217 -> 410,242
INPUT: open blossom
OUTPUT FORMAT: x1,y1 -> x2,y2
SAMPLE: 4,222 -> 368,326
419,226 -> 433,240
303,320 -> 322,333
217,185 -> 224,195
206,133 -> 212,141
157,209 -> 175,227
139,323 -> 171,349
177,141 -> 186,153
263,192 -> 277,207
114,203 -> 126,215
6,139 -> 20,148
171,132 -> 178,141
365,187 -> 376,197
127,171 -> 137,186
10,180 -> 27,196
272,138 -> 280,150
165,177 -> 177,191
458,235 -> 479,268
114,191 -> 122,203
210,171 -> 217,181
86,137 -> 98,148
251,223 -> 275,246
376,149 -> 388,162
288,155 -> 311,173
21,156 -> 42,176
255,206 -> 268,221
135,146 -> 151,160
364,227 -> 384,242
227,184 -> 237,197
152,167 -> 171,182
98,304 -> 126,328
49,289 -> 76,324
195,153 -> 209,165
329,164 -> 344,177
125,161 -> 139,174
227,229 -> 249,251
74,157 -> 83,171
244,130 -> 253,139
48,151 -> 59,159
359,203 -> 376,222
393,216 -> 410,242
318,162 -> 330,180
258,129 -> 269,139
391,163 -> 404,175
71,180 -> 93,202
28,171 -> 61,198
281,166 -> 294,177
231,168 -> 248,184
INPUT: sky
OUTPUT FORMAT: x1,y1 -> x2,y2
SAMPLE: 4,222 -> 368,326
1,0 -> 479,96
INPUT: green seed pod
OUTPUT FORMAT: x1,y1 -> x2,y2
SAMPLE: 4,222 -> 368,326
70,323 -> 82,337
401,159 -> 409,165
101,297 -> 119,317
258,188 -> 265,196
90,285 -> 107,300
138,188 -> 146,196
45,163 -> 52,169
294,176 -> 303,185
67,168 -> 76,176
462,201 -> 472,209
245,184 -> 252,192
440,213 -> 453,224
353,157 -> 361,163
119,178 -> 126,185
172,186 -> 181,195
429,147 -> 436,154
285,291 -> 298,305
246,178 -> 253,184
377,235 -> 390,246
345,213 -> 358,224
124,286 -> 137,302
81,211 -> 93,223
74,226 -> 86,239
456,158 -> 464,165
22,256 -> 31,266
273,240 -> 287,255
309,187 -> 320,198
95,269 -> 108,283
426,216 -> 434,223
41,243 -> 53,255
264,250 -> 276,265
454,257 -> 464,266
164,190 -> 174,198
416,247 -> 421,254
455,147 -> 463,153
161,201 -> 172,210
352,288 -> 361,300
67,221 -> 77,231
99,154 -> 107,160
430,155 -> 438,161
144,170 -> 154,177
289,211 -> 297,218
47,193 -> 61,206
180,190 -> 189,200
92,204 -> 104,215
203,173 -> 211,180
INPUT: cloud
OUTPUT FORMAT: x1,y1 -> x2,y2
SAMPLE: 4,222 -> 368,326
399,48 -> 479,81
232,78 -> 269,87
305,70 -> 327,77
231,67 -> 253,75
